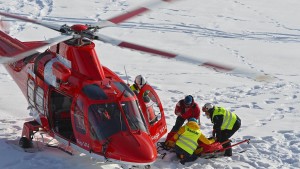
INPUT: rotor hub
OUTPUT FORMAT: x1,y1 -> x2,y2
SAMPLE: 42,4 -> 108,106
71,24 -> 88,32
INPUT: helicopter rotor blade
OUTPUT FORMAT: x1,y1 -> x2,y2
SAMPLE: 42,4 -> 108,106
95,33 -> 272,82
92,0 -> 180,29
0,34 -> 72,64
0,11 -> 65,32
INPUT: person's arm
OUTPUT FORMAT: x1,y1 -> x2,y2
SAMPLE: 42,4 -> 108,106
194,103 -> 201,119
199,133 -> 215,145
173,126 -> 185,141
174,101 -> 182,116
181,103 -> 200,119
213,115 -> 223,139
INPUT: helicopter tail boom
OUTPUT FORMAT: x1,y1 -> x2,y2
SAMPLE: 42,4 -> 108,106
0,31 -> 72,64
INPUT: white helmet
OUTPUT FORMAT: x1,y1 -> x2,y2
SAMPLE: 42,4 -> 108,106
202,103 -> 214,113
135,75 -> 147,89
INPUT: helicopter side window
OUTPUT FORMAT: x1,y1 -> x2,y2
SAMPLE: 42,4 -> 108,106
142,90 -> 161,125
88,103 -> 127,141
113,82 -> 135,98
82,84 -> 108,100
27,79 -> 35,106
35,86 -> 45,115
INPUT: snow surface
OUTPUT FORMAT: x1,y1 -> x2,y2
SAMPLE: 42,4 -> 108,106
1,0 -> 300,168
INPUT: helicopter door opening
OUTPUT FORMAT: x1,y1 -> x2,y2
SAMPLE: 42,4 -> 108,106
49,90 -> 75,142
137,84 -> 167,143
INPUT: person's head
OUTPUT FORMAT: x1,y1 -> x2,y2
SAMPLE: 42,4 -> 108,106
184,95 -> 193,107
134,75 -> 147,89
202,103 -> 214,119
188,118 -> 198,123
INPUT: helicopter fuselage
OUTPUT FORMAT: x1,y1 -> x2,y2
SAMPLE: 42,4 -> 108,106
4,38 -> 167,165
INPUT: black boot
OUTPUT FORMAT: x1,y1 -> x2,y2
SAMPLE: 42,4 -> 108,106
224,148 -> 232,156
223,142 -> 232,156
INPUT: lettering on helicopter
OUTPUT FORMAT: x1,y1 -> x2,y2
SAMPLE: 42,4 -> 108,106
76,139 -> 90,149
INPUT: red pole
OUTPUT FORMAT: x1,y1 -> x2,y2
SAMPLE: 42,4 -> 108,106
219,139 -> 250,152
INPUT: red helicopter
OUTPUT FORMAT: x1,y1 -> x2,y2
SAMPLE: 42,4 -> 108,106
0,0 -> 270,167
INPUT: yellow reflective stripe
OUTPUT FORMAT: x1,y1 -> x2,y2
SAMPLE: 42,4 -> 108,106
178,135 -> 198,148
222,110 -> 232,130
177,138 -> 196,153
176,126 -> 201,154
213,107 -> 237,130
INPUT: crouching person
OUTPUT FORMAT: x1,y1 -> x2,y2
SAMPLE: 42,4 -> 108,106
173,118 -> 214,165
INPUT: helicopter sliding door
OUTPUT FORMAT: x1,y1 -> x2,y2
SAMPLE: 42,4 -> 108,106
137,84 -> 167,143
49,90 -> 75,142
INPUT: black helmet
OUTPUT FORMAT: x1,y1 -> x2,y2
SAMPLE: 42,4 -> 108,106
184,95 -> 193,106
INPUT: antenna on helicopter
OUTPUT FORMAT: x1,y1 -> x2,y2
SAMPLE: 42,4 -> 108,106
124,65 -> 129,85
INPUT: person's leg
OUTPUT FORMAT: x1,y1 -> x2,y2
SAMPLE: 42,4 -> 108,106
175,145 -> 188,161
182,154 -> 198,164
179,151 -> 192,165
164,117 -> 185,148
218,131 -> 232,156
220,120 -> 241,156
170,116 -> 185,132
227,118 -> 241,139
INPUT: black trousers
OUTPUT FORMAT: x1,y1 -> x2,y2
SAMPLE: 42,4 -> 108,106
170,116 -> 185,132
174,145 -> 198,164
217,117 -> 241,156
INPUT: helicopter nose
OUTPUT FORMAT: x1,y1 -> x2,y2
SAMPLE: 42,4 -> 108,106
108,132 -> 157,164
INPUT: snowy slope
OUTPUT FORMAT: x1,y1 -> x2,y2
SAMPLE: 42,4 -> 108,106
1,0 -> 300,168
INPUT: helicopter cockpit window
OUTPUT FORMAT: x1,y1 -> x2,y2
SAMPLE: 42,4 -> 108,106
113,82 -> 135,98
88,103 -> 126,141
121,100 -> 147,132
82,84 -> 108,100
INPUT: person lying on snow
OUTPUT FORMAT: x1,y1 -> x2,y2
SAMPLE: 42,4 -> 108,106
202,103 -> 241,157
164,95 -> 201,148
166,118 -> 215,165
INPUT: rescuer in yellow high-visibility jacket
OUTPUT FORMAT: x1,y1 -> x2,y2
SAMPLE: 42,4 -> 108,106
130,75 -> 147,95
202,103 -> 241,157
172,118 -> 214,165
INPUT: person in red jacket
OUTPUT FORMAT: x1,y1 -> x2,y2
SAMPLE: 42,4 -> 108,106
164,95 -> 201,148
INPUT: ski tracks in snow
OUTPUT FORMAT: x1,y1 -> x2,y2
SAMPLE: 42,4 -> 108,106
243,131 -> 300,169
197,82 -> 300,168
202,82 -> 300,126
0,0 -> 53,34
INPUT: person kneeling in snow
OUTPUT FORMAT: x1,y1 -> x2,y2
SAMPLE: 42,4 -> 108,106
164,95 -> 201,148
170,118 -> 214,165
202,103 -> 241,156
